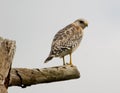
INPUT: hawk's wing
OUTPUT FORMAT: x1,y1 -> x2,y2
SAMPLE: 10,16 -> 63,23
50,24 -> 82,56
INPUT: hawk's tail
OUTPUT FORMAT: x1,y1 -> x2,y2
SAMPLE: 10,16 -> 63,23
44,56 -> 54,63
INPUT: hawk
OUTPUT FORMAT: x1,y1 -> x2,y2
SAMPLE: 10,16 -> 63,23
44,18 -> 88,65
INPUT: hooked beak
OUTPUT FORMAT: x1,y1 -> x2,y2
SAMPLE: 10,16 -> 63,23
85,22 -> 88,27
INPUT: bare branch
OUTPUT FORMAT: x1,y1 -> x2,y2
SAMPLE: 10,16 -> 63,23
9,65 -> 80,88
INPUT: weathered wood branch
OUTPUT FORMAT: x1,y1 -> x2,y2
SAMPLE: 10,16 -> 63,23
9,65 -> 80,88
0,36 -> 80,92
0,37 -> 16,93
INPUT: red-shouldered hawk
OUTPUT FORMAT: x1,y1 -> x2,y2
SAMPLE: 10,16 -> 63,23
44,19 -> 88,65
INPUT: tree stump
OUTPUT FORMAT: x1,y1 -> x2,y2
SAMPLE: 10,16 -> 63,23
0,37 -> 16,93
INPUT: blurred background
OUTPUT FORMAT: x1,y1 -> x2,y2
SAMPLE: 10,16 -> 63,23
0,0 -> 120,93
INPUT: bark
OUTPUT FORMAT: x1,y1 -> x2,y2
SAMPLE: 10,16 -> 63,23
9,65 -> 80,88
0,37 -> 16,93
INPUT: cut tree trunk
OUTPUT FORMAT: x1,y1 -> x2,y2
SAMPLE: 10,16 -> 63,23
0,37 -> 16,93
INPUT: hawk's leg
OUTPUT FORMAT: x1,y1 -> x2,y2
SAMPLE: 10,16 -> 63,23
69,53 -> 73,65
62,56 -> 65,65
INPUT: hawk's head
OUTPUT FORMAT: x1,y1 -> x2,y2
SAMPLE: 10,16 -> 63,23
74,19 -> 88,29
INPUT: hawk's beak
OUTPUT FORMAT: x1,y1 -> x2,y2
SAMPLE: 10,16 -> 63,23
85,22 -> 88,27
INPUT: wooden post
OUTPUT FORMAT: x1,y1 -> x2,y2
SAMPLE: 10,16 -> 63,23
0,37 -> 16,93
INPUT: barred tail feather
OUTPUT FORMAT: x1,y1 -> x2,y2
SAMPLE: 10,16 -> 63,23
44,56 -> 53,63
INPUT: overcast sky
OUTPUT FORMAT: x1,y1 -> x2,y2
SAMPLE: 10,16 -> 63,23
0,0 -> 120,93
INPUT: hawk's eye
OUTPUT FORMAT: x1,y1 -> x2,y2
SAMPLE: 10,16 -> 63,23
79,21 -> 84,24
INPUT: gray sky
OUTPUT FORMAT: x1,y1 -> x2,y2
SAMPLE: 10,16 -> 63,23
0,0 -> 120,93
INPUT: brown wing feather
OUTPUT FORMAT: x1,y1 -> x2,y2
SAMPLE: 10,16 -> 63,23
50,24 -> 82,57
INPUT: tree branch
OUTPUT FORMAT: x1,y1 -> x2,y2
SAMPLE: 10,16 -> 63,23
9,65 -> 80,88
